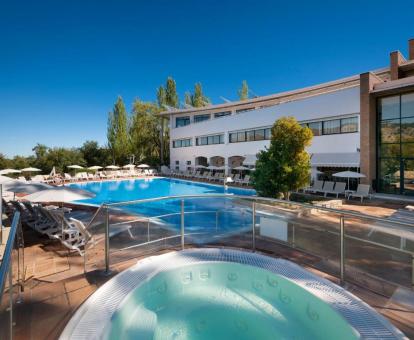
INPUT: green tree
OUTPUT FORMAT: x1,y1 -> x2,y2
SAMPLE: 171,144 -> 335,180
251,117 -> 313,199
157,86 -> 166,108
185,83 -> 210,107
165,77 -> 179,108
238,80 -> 249,100
0,153 -> 11,169
80,140 -> 111,167
107,96 -> 131,164
130,99 -> 169,165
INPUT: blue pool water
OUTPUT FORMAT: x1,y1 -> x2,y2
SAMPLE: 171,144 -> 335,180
69,178 -> 256,236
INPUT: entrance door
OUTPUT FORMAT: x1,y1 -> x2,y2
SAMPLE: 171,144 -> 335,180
402,158 -> 414,196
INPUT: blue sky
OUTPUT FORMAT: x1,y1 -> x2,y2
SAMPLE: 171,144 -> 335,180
1,0 -> 413,157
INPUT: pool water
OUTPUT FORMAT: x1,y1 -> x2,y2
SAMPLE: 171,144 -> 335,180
106,262 -> 358,340
70,178 -> 256,235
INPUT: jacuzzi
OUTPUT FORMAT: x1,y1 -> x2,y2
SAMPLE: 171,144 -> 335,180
60,249 -> 406,339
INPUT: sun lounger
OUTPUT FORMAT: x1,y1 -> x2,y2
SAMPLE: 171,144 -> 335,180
304,180 -> 324,194
241,175 -> 251,186
348,184 -> 371,202
321,181 -> 335,197
324,182 -> 346,198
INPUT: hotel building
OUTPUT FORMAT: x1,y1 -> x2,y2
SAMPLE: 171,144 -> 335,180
160,39 -> 414,196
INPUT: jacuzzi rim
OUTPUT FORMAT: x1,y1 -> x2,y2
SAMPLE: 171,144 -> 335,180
60,248 -> 406,340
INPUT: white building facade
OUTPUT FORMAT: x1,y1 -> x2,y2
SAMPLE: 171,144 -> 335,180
164,77 -> 363,177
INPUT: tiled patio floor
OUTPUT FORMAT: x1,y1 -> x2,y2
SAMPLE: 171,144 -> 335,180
10,225 -> 414,340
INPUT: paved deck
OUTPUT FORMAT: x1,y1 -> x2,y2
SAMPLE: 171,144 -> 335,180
8,224 -> 414,340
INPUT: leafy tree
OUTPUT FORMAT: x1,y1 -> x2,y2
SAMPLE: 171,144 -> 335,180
0,153 -> 11,169
107,96 -> 131,164
238,80 -> 249,100
185,83 -> 210,107
165,77 -> 179,108
251,117 -> 313,199
80,140 -> 111,167
156,86 -> 166,108
130,99 -> 169,165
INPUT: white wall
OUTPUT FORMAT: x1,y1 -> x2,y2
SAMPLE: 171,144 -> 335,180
169,87 -> 360,170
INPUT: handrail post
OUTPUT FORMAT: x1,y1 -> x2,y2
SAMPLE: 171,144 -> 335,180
180,200 -> 185,250
411,254 -> 414,289
252,202 -> 256,251
9,259 -> 13,339
147,218 -> 150,242
340,215 -> 345,286
104,205 -> 110,275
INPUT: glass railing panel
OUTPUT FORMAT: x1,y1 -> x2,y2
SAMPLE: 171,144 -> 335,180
343,215 -> 414,291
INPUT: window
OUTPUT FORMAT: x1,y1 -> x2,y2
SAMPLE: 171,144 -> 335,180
323,120 -> 341,135
340,117 -> 358,133
173,138 -> 192,148
175,160 -> 179,165
196,134 -> 224,146
307,122 -> 322,136
176,116 -> 190,127
229,127 -> 272,143
186,161 -> 191,165
236,108 -> 255,114
194,114 -> 210,123
402,93 -> 414,118
379,96 -> 400,120
214,111 -> 231,118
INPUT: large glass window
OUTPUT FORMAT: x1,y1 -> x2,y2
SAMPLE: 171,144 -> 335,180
379,96 -> 400,120
173,138 -> 192,148
340,117 -> 358,133
196,134 -> 224,146
229,127 -> 272,143
378,92 -> 414,195
194,114 -> 210,123
176,116 -> 190,127
322,120 -> 341,135
214,111 -> 231,118
308,122 -> 322,136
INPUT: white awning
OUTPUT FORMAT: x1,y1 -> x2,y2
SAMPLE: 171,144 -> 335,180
310,152 -> 360,167
242,154 -> 257,166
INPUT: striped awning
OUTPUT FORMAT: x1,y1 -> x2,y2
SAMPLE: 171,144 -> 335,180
310,152 -> 360,167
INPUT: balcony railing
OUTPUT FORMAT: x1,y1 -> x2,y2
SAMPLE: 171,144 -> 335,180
84,194 -> 414,296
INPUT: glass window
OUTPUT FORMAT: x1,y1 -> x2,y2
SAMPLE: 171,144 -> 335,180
401,93 -> 414,118
255,129 -> 265,140
308,122 -> 322,136
265,128 -> 271,140
237,132 -> 246,142
196,135 -> 223,145
229,133 -> 237,143
236,108 -> 254,114
246,130 -> 255,141
176,116 -> 190,127
379,158 -> 400,195
401,117 -> 414,143
194,114 -> 210,123
340,117 -> 358,133
380,143 -> 400,158
379,96 -> 400,120
214,111 -> 231,118
380,120 -> 400,143
402,143 -> 414,157
322,120 -> 340,134
175,160 -> 179,165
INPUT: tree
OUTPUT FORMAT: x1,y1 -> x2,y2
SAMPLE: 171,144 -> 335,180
107,96 -> 131,164
130,99 -> 169,165
80,140 -> 111,167
251,117 -> 313,199
238,80 -> 249,100
156,86 -> 166,108
165,77 -> 179,108
185,83 -> 210,107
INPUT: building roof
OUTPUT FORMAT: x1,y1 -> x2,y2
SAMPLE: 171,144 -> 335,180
160,68 -> 390,117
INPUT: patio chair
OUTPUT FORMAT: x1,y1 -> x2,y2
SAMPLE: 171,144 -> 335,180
348,184 -> 371,202
241,175 -> 251,186
304,180 -> 324,194
321,181 -> 335,197
322,182 -> 346,198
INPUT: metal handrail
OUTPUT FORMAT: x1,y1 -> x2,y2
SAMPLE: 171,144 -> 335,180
103,194 -> 414,229
0,212 -> 20,295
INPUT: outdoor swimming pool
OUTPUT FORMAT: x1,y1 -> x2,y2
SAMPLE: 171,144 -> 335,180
69,178 -> 256,235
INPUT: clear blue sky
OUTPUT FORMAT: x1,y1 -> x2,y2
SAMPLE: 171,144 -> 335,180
1,0 -> 413,157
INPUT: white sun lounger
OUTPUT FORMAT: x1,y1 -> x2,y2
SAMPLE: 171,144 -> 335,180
348,184 -> 371,202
